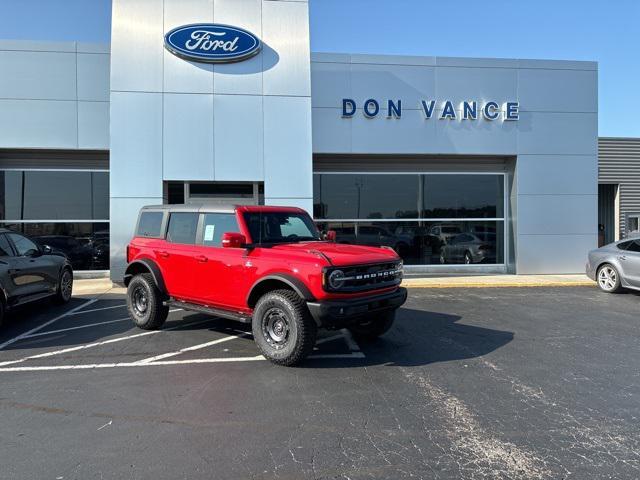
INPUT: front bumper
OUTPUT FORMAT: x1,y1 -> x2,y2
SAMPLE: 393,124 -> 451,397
306,287 -> 408,328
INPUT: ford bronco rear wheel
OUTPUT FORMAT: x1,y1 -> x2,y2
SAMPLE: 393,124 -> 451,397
349,310 -> 396,341
126,273 -> 169,330
252,289 -> 317,366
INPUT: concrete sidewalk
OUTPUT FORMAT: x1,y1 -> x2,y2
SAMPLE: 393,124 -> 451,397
72,274 -> 595,297
402,274 -> 594,288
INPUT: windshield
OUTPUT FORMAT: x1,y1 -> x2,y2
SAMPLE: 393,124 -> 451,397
243,212 -> 321,244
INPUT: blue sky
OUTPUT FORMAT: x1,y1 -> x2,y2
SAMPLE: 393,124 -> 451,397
0,0 -> 637,136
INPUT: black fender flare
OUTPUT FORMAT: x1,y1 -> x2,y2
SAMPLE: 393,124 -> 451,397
246,274 -> 315,308
123,259 -> 167,295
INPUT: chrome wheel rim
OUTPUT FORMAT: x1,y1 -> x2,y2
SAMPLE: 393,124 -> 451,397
132,285 -> 149,316
61,270 -> 73,300
262,308 -> 290,350
464,253 -> 472,264
598,266 -> 617,291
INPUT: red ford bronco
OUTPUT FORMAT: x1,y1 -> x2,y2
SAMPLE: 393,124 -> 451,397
124,204 -> 407,366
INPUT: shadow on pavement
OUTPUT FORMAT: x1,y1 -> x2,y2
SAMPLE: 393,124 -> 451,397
0,300 -> 513,370
302,307 -> 514,368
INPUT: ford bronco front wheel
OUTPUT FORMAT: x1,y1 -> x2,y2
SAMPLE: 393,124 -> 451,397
126,273 -> 169,330
252,289 -> 317,366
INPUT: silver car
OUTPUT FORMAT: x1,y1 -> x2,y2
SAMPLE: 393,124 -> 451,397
587,238 -> 640,292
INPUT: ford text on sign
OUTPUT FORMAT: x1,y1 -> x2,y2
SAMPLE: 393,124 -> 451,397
164,24 -> 261,63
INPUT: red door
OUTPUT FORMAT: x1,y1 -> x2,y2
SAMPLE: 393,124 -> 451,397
190,212 -> 253,310
156,212 -> 201,302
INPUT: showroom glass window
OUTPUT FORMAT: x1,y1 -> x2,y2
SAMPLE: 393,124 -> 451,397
0,170 -> 110,270
314,173 -> 505,266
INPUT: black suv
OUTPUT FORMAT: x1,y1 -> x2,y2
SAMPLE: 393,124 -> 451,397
0,228 -> 73,325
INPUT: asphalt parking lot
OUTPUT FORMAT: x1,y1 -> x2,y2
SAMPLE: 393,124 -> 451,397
0,286 -> 639,479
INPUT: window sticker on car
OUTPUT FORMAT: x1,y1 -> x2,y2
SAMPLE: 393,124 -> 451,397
204,224 -> 215,242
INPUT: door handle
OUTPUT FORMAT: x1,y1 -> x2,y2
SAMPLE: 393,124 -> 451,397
196,255 -> 208,263
157,251 -> 170,258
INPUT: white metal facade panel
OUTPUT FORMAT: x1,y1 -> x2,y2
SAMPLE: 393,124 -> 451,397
517,234 -> 597,274
78,101 -> 110,149
518,155 -> 598,195
111,0 -> 164,92
518,194 -> 597,235
263,95 -> 313,199
0,51 -> 76,100
262,0 -> 311,97
213,94 -> 264,181
213,0 -> 263,95
77,53 -> 110,101
110,92 -> 163,198
0,99 -> 77,148
518,68 -> 598,113
163,93 -> 215,180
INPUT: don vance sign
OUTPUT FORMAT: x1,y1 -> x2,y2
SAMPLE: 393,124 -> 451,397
342,98 -> 520,121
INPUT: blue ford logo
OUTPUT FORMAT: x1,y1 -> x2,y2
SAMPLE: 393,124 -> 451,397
164,23 -> 261,63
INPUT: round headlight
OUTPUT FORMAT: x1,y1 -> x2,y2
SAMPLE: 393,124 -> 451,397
328,269 -> 345,289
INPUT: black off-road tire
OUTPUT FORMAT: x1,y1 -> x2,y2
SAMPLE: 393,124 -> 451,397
53,267 -> 73,305
252,289 -> 317,366
126,273 -> 169,330
349,310 -> 396,341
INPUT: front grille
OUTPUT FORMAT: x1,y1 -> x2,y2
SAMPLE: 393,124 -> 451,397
326,262 -> 402,292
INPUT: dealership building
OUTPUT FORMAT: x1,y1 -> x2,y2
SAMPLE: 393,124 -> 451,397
0,0 -> 636,281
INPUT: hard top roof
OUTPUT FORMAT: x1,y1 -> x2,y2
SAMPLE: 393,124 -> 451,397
139,204 -> 306,214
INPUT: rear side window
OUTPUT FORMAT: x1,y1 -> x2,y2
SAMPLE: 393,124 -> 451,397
137,212 -> 164,238
167,213 -> 199,244
626,240 -> 640,253
617,241 -> 632,250
202,213 -> 240,247
0,234 -> 13,256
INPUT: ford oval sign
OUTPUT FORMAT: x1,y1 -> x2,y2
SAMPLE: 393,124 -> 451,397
164,23 -> 261,63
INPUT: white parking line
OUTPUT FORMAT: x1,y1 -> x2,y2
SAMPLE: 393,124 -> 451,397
0,355 -> 267,372
0,317 -> 214,368
0,298 -> 98,352
134,332 -> 251,364
67,304 -> 126,316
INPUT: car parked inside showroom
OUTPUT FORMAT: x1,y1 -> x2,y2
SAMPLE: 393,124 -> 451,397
439,232 -> 497,264
0,228 -> 73,325
587,237 -> 640,292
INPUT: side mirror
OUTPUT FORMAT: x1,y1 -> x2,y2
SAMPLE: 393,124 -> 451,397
42,245 -> 53,254
24,248 -> 41,257
221,232 -> 246,248
324,230 -> 338,242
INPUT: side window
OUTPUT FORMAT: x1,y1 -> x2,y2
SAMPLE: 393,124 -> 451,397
202,213 -> 240,247
137,211 -> 164,238
166,213 -> 199,244
8,233 -> 39,256
625,241 -> 640,253
617,241 -> 632,251
0,234 -> 13,257
280,217 -> 313,238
